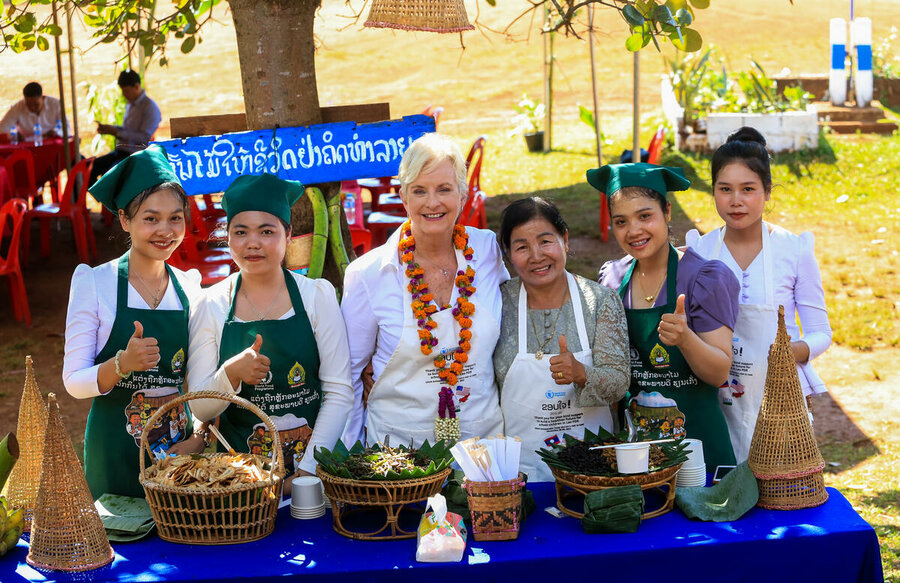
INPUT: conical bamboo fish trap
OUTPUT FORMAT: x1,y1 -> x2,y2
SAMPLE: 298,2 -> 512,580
365,0 -> 474,32
5,356 -> 47,532
27,394 -> 113,572
748,306 -> 827,510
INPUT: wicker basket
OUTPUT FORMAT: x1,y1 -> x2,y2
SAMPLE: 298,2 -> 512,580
139,391 -> 283,545
317,466 -> 450,540
550,463 -> 683,520
756,473 -> 829,510
6,356 -> 48,532
463,474 -> 525,541
27,394 -> 113,572
365,0 -> 474,33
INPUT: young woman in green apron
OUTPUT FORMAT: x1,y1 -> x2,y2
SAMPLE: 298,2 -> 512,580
185,174 -> 353,495
63,146 -> 205,499
686,127 -> 832,461
593,163 -> 740,470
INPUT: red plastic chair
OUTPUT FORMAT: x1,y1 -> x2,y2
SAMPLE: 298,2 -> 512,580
0,149 -> 41,207
422,105 -> 444,130
459,190 -> 487,230
23,157 -> 97,265
0,199 -> 31,325
647,126 -> 667,165
457,136 -> 486,228
358,176 -> 401,215
349,226 -> 373,256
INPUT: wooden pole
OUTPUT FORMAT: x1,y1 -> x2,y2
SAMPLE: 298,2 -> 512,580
632,51 -> 640,162
543,7 -> 552,152
588,4 -> 601,167
65,3 -> 80,161
51,0 -> 71,175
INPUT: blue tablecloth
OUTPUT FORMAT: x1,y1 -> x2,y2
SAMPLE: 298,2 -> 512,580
1,485 -> 882,583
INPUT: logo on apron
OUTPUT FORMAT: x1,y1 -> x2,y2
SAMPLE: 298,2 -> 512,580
629,346 -> 641,366
649,343 -> 670,369
288,362 -> 306,389
124,389 -> 187,452
544,434 -> 561,447
629,391 -> 685,440
171,348 -> 185,374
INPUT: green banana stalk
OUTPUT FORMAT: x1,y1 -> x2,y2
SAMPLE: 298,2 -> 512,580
326,193 -> 351,289
0,503 -> 7,535
0,433 -> 19,492
0,508 -> 22,556
306,187 -> 329,279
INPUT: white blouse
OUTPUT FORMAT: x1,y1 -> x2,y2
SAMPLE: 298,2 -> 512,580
340,226 -> 510,444
185,271 -> 354,475
63,257 -> 202,400
686,223 -> 832,394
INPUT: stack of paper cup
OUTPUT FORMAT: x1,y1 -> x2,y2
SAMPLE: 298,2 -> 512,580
676,438 -> 707,487
291,476 -> 326,519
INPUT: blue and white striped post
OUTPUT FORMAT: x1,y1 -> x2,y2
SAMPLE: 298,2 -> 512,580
830,18 -> 847,106
852,17 -> 873,107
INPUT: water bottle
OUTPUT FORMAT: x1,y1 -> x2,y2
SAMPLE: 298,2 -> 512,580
9,126 -> 18,145
343,190 -> 356,226
54,119 -> 62,137
33,122 -> 42,146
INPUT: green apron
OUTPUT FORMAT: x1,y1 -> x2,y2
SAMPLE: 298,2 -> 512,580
84,253 -> 193,499
217,269 -> 322,477
618,245 -> 736,469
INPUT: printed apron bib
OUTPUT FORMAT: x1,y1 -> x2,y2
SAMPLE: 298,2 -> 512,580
501,272 -> 614,482
217,270 -> 322,477
714,223 -> 777,463
619,245 -> 736,469
84,253 -> 192,499
366,245 -> 503,447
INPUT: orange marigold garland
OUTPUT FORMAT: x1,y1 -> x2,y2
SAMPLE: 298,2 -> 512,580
398,221 -> 475,441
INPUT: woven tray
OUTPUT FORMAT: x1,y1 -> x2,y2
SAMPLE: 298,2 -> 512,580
139,391 -> 283,545
550,463 -> 683,520
317,466 -> 451,540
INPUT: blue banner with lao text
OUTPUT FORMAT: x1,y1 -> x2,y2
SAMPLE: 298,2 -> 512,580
152,115 -> 436,196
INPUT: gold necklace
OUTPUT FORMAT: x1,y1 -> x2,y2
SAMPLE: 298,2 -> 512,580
529,304 -> 565,360
637,269 -> 666,305
133,271 -> 166,309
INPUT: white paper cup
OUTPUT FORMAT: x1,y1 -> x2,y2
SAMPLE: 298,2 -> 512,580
615,443 -> 650,474
292,476 -> 325,509
682,439 -> 705,469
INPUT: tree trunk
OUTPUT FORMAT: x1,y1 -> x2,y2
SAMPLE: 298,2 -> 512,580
228,0 -> 355,290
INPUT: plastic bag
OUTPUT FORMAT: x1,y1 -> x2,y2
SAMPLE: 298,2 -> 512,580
416,493 -> 467,562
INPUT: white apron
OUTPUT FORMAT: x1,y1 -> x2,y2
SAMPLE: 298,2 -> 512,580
366,245 -> 503,447
714,223 -> 777,463
501,272 -> 614,482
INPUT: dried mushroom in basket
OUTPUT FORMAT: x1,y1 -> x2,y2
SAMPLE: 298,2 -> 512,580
145,453 -> 274,489
315,440 -> 455,480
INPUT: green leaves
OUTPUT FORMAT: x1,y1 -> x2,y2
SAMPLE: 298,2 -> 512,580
180,36 -> 195,54
671,27 -> 702,52
623,5 -> 645,28
625,32 -> 649,52
314,440 -> 455,481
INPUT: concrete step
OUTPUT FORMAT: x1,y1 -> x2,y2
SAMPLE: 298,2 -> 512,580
819,120 -> 898,134
813,102 -> 886,122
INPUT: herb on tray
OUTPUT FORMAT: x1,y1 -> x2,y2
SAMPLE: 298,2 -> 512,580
315,440 -> 454,481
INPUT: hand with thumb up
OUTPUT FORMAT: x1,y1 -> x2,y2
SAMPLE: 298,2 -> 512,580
549,334 -> 587,386
658,294 -> 689,347
120,321 -> 161,374
225,334 -> 271,388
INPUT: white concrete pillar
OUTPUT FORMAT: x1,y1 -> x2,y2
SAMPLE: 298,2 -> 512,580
830,18 -> 847,106
852,17 -> 873,107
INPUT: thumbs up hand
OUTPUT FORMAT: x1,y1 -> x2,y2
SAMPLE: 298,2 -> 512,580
658,294 -> 689,347
120,320 -> 160,374
226,333 -> 271,387
549,334 -> 587,386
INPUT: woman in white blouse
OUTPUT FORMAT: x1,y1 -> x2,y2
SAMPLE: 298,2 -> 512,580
186,173 -> 353,494
686,126 -> 832,462
342,133 -> 509,446
63,146 -> 203,499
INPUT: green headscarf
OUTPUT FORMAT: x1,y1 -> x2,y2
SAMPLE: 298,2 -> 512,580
222,174 -> 304,225
89,145 -> 180,213
586,162 -> 691,197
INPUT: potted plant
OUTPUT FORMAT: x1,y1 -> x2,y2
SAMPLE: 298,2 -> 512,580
510,93 -> 546,152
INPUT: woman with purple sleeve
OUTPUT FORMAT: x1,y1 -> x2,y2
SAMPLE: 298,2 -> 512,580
592,163 -> 739,469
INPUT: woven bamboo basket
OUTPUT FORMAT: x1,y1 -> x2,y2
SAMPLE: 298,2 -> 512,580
139,391 -> 283,545
317,466 -> 451,540
6,356 -> 47,532
756,473 -> 828,510
365,0 -> 474,33
27,394 -> 113,572
748,307 -> 827,510
550,463 -> 683,520
463,474 -> 525,541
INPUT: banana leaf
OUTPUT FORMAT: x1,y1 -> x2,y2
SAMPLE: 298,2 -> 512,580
314,439 -> 455,481
535,425 -> 690,477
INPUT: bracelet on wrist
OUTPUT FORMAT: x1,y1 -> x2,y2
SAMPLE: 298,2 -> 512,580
193,428 -> 211,448
114,350 -> 132,379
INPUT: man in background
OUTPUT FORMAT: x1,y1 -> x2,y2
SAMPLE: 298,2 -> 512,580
0,82 -> 66,138
89,69 -> 162,184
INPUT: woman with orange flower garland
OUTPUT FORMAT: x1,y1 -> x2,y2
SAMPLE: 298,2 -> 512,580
341,133 -> 509,446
